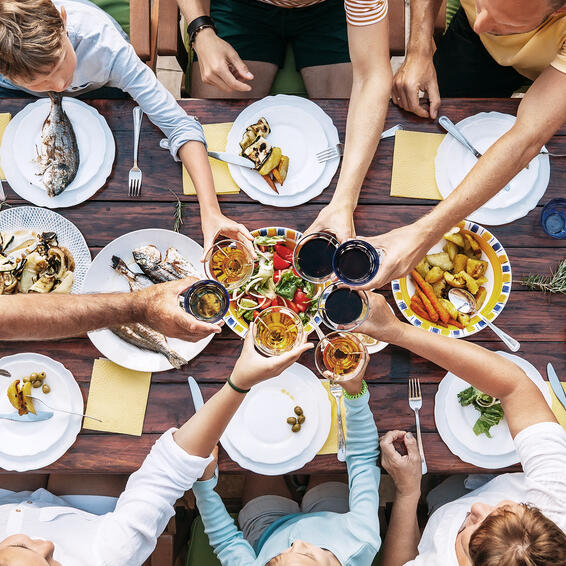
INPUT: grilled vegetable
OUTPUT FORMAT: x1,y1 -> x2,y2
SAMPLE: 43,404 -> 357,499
259,147 -> 282,176
243,137 -> 272,169
277,155 -> 289,183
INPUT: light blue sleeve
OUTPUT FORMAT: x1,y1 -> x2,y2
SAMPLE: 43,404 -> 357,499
102,23 -> 206,161
193,477 -> 256,565
343,389 -> 381,550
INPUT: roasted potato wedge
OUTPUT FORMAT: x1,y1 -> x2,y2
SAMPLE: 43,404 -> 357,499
443,241 -> 459,262
426,252 -> 453,271
458,312 -> 471,327
443,231 -> 465,248
466,258 -> 488,279
475,286 -> 487,310
431,279 -> 446,298
425,266 -> 445,284
7,380 -> 35,415
444,271 -> 467,288
415,258 -> 431,279
459,271 -> 479,295
440,298 -> 459,320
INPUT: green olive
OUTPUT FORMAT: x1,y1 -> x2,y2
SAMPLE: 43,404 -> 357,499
286,417 -> 297,425
30,373 -> 38,381
32,380 -> 42,388
291,423 -> 301,433
298,415 -> 305,424
294,406 -> 303,416
42,384 -> 51,394
39,372 -> 46,379
22,376 -> 30,383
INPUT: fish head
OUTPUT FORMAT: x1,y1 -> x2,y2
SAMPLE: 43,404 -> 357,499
133,245 -> 162,270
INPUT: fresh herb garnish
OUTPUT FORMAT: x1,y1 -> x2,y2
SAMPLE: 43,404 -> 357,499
521,258 -> 566,294
457,386 -> 504,438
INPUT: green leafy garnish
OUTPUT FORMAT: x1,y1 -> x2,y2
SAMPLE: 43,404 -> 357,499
276,271 -> 302,300
254,235 -> 286,246
457,386 -> 504,438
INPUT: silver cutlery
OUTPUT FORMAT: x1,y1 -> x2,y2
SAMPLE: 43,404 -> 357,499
0,179 -> 5,203
315,123 -> 404,163
448,288 -> 520,352
0,411 -> 53,422
547,363 -> 566,411
329,381 -> 346,462
207,151 -> 255,169
540,149 -> 566,158
128,106 -> 143,197
0,369 -> 11,377
27,395 -> 103,422
408,377 -> 427,475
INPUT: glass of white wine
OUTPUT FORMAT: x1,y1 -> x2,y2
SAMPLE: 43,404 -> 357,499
314,330 -> 368,382
204,239 -> 255,291
253,306 -> 304,356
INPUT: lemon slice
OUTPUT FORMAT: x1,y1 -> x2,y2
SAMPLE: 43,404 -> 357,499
354,333 -> 379,347
240,298 -> 258,309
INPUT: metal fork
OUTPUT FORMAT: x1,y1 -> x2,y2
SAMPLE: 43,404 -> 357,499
316,123 -> 404,163
329,382 -> 346,462
27,395 -> 103,423
408,378 -> 427,475
128,106 -> 143,197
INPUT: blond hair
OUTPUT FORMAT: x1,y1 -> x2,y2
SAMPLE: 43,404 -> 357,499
469,504 -> 566,566
0,0 -> 65,80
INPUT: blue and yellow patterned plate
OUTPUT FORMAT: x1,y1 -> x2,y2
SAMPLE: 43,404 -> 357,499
223,226 -> 326,338
391,220 -> 511,338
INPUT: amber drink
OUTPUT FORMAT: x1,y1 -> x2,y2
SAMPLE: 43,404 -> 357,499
315,331 -> 368,382
205,239 -> 254,291
254,306 -> 304,356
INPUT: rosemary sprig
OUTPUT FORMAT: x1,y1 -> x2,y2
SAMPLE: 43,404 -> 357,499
168,189 -> 186,233
521,258 -> 566,294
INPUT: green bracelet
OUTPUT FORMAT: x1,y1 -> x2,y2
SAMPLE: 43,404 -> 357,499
227,375 -> 250,394
343,380 -> 368,400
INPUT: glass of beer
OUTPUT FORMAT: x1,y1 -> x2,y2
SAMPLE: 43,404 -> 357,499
333,239 -> 380,286
253,306 -> 304,356
314,330 -> 368,382
292,232 -> 339,283
317,282 -> 369,331
183,280 -> 229,323
204,239 -> 255,291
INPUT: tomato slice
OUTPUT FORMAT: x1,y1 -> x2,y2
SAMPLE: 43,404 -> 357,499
273,253 -> 291,270
275,244 -> 294,262
273,270 -> 282,284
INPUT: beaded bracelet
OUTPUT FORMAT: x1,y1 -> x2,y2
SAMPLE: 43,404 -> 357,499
226,375 -> 250,394
343,380 -> 368,400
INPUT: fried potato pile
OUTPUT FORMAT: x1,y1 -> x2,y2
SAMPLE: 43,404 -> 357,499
410,227 -> 489,329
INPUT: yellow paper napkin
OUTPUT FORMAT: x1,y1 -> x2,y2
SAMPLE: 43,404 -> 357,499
183,122 -> 240,195
318,380 -> 347,455
0,113 -> 12,180
547,382 -> 566,431
83,358 -> 152,436
390,130 -> 445,201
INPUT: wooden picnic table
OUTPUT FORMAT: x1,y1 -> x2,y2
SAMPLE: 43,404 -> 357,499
1,97 -> 565,475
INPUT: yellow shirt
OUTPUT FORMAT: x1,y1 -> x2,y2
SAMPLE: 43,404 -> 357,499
461,0 -> 566,80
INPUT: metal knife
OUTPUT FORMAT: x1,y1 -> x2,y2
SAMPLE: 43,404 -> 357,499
547,363 -> 566,411
188,376 -> 218,477
0,411 -> 54,422
207,151 -> 255,169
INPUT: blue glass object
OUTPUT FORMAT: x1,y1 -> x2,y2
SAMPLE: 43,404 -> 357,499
541,199 -> 566,239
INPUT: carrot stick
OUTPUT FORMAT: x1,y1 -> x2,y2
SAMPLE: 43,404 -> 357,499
411,270 -> 450,324
262,174 -> 278,194
411,294 -> 424,308
447,317 -> 464,329
411,301 -> 432,321
272,167 -> 283,185
416,288 -> 439,322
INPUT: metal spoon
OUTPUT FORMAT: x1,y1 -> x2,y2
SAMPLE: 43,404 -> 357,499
448,288 -> 520,352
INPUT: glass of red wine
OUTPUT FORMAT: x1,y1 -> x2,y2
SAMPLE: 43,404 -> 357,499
333,239 -> 380,286
292,232 -> 339,283
317,282 -> 369,331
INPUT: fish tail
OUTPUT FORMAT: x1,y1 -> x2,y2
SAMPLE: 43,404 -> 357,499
48,91 -> 62,104
163,349 -> 188,369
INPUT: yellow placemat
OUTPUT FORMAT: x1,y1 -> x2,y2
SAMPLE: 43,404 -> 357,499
390,130 -> 444,200
83,359 -> 152,436
547,382 -> 566,431
0,113 -> 11,180
183,122 -> 240,195
318,380 -> 347,455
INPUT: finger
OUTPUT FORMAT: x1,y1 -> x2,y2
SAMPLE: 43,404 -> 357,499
229,52 -> 254,81
302,221 -> 321,237
403,431 -> 421,458
236,230 -> 257,259
380,429 -> 408,446
218,64 -> 252,92
180,313 -> 222,335
277,341 -> 314,366
426,79 -> 441,120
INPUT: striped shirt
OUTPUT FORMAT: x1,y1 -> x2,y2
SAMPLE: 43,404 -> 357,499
258,0 -> 388,26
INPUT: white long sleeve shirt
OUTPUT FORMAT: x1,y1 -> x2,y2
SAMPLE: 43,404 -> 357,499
0,0 -> 206,160
0,429 -> 212,566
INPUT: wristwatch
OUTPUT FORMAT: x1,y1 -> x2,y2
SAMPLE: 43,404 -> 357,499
188,16 -> 217,47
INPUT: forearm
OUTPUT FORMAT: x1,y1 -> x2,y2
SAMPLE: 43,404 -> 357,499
381,493 -> 421,566
407,0 -> 443,56
0,292 -> 143,340
179,141 -> 221,217
177,0 -> 210,22
173,382 -> 244,458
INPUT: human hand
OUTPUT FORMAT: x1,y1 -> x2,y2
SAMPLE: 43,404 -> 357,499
380,430 -> 422,498
137,277 -> 222,340
338,350 -> 370,397
357,222 -> 434,291
199,446 -> 219,481
392,52 -> 441,119
230,322 -> 314,390
193,28 -> 254,93
201,212 -> 256,262
304,203 -> 355,243
356,291 -> 403,344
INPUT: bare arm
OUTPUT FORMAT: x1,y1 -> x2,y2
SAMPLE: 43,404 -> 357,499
0,277 -> 221,341
359,294 -> 557,438
365,66 -> 566,289
305,19 -> 392,241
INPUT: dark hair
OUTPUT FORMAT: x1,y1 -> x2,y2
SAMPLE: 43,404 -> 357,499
549,0 -> 566,10
469,504 -> 566,566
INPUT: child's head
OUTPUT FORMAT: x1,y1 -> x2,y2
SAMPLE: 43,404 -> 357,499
0,0 -> 76,92
267,540 -> 340,565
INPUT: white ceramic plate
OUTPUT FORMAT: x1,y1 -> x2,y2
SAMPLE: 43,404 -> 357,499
0,353 -> 83,472
221,363 -> 331,475
226,95 -> 340,207
1,97 -> 115,208
0,206 -> 91,293
81,229 -> 214,372
435,112 -> 550,225
434,352 -> 552,468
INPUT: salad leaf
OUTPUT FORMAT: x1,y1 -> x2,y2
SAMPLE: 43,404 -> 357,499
254,235 -> 286,246
276,271 -> 302,300
458,386 -> 504,438
302,280 -> 316,299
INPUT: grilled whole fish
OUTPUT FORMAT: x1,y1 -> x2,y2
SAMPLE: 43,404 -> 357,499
111,255 -> 152,292
111,323 -> 188,369
133,245 -> 201,283
38,92 -> 79,197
